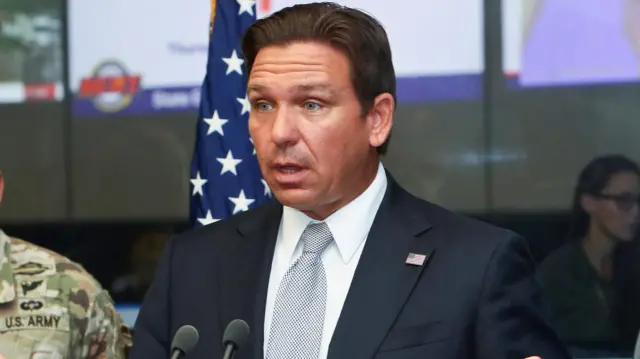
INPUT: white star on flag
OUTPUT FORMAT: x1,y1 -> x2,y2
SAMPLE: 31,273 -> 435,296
204,110 -> 228,136
217,150 -> 243,175
237,0 -> 256,16
229,190 -> 255,214
249,138 -> 255,155
197,210 -> 219,226
190,171 -> 208,196
237,95 -> 251,115
222,50 -> 244,75
261,179 -> 272,197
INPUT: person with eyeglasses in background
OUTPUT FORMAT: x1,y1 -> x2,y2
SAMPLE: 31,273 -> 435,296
537,154 -> 640,356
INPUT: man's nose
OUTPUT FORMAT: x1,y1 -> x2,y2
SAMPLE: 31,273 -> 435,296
271,107 -> 299,147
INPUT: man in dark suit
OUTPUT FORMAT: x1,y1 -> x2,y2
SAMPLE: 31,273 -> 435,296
130,2 -> 571,359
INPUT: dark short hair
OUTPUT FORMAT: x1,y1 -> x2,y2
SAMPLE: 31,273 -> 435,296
241,2 -> 396,154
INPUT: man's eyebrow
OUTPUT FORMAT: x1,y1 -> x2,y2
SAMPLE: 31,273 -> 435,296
247,83 -> 336,96
292,83 -> 334,93
247,83 -> 265,93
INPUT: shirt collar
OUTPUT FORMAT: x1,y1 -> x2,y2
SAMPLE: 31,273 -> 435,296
280,162 -> 388,264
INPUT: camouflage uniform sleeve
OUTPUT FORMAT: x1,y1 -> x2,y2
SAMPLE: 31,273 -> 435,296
78,289 -> 133,359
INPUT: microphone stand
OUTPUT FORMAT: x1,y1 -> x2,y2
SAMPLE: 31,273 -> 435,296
222,344 -> 237,359
170,349 -> 185,359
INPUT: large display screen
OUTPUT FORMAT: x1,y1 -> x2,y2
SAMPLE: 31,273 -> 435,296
69,0 -> 484,117
68,0 -> 210,117
503,0 -> 640,88
0,2 -> 64,103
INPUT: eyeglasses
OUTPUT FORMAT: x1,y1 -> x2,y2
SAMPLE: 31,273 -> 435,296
594,193 -> 640,212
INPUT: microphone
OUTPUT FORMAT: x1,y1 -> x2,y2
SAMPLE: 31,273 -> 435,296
222,319 -> 250,359
170,325 -> 199,359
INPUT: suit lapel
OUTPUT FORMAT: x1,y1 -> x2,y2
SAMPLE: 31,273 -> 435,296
328,177 -> 435,359
249,206 -> 281,359
216,202 -> 282,359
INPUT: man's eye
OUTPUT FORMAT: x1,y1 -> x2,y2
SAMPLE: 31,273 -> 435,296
255,102 -> 273,111
304,102 -> 321,111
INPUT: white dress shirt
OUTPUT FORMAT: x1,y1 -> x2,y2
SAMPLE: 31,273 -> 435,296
263,162 -> 388,359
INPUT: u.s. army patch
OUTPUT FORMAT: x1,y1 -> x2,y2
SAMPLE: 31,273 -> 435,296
19,299 -> 45,312
0,313 -> 70,332
16,299 -> 67,316
1,298 -> 69,333
12,261 -> 56,277
19,279 -> 47,298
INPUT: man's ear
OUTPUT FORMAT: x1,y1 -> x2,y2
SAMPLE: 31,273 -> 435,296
366,93 -> 394,149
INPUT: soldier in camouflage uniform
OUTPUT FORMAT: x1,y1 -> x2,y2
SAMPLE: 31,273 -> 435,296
0,230 -> 133,358
0,172 -> 132,358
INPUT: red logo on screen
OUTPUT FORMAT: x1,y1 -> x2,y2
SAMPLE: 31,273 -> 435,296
78,75 -> 140,96
24,84 -> 56,100
77,60 -> 142,113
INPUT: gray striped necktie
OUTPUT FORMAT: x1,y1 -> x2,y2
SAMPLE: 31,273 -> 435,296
266,221 -> 334,359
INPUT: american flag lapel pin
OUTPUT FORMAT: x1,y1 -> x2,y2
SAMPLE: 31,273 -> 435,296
405,252 -> 427,266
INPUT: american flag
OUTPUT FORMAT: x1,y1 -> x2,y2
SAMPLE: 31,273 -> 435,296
405,253 -> 427,266
189,0 -> 273,228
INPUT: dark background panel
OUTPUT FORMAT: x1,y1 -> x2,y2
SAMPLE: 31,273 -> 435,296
490,86 -> 640,212
70,112 -> 198,220
0,103 -> 67,222
383,102 -> 487,213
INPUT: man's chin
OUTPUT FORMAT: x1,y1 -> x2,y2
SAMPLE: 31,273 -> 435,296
272,188 -> 316,210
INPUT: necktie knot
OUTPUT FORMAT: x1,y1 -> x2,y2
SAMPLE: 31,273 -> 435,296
301,221 -> 333,254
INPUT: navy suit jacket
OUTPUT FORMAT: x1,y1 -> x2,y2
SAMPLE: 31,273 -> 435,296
130,176 -> 571,359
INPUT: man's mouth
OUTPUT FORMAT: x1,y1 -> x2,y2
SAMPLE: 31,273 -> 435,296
277,165 -> 303,174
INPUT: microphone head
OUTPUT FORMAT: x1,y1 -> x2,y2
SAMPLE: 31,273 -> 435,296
222,319 -> 250,349
171,325 -> 199,356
